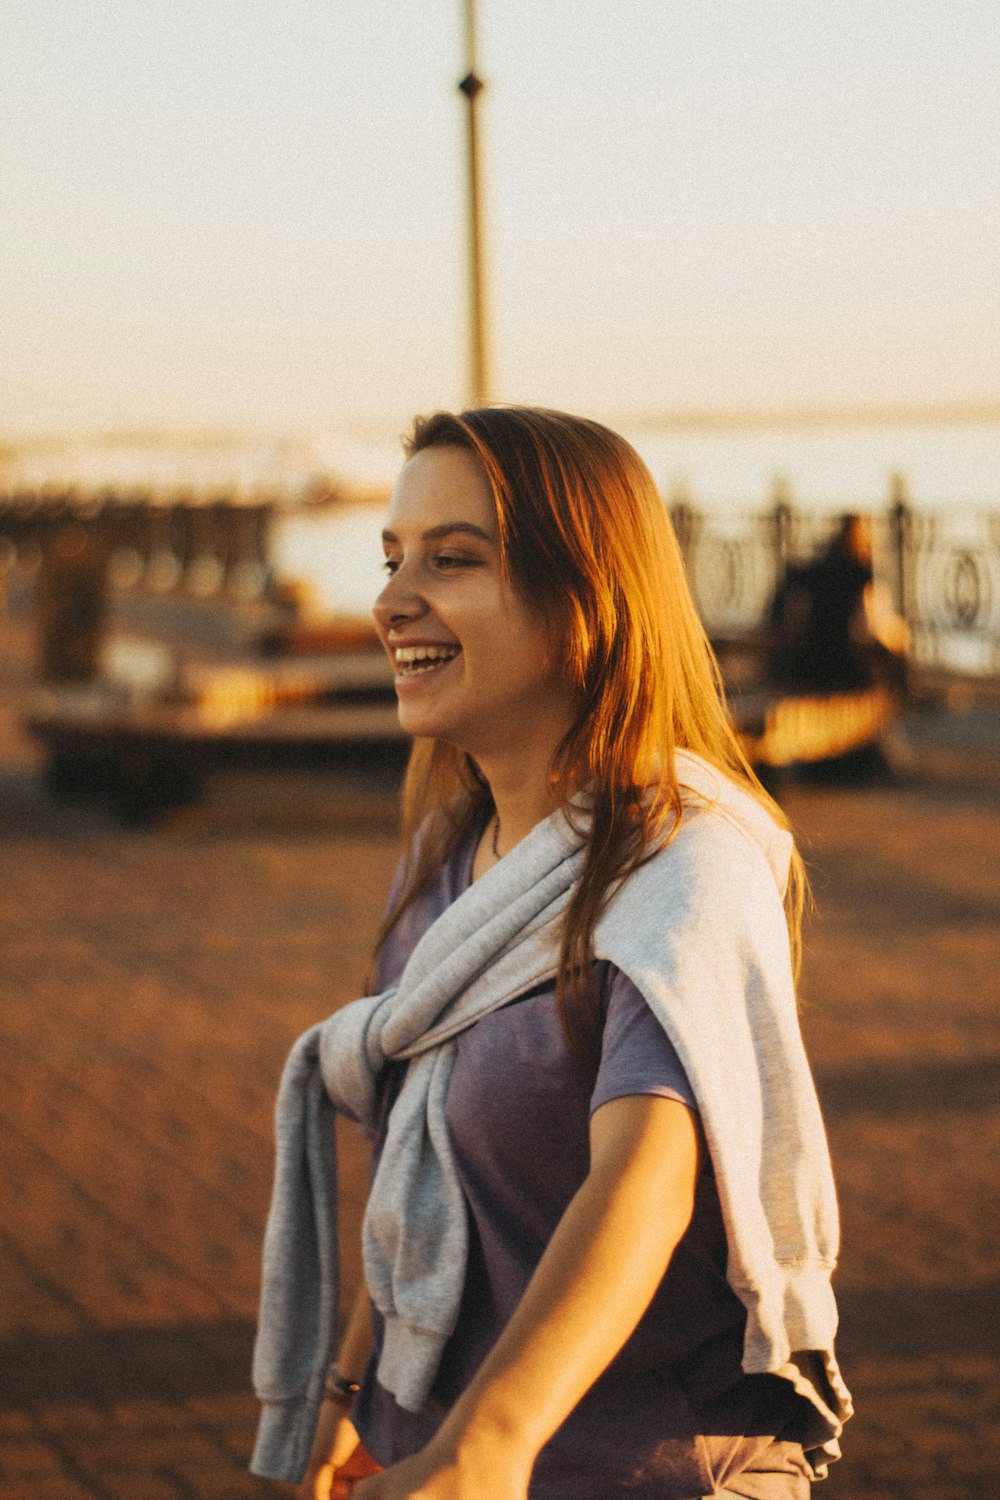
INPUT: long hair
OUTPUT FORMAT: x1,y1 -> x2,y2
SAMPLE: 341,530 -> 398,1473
375,406 -> 806,1056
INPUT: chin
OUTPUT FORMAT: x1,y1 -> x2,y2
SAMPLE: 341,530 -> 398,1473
396,705 -> 451,742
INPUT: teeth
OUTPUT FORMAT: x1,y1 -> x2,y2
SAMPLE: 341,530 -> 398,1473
395,645 -> 458,662
394,644 -> 460,673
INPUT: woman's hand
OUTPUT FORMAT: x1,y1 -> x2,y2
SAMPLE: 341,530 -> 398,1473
301,1280 -> 376,1496
352,1436 -> 530,1500
296,1399 -> 363,1500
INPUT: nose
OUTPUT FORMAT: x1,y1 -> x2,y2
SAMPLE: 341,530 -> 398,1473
373,564 -> 428,632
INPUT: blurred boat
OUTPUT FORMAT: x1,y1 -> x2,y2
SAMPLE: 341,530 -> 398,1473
22,505 -> 402,824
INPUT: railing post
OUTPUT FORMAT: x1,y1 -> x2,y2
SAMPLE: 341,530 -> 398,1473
669,493 -> 696,570
769,476 -> 794,594
35,494 -> 110,683
888,472 -> 912,625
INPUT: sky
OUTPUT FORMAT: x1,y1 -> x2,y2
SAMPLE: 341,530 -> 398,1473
2,0 -> 998,442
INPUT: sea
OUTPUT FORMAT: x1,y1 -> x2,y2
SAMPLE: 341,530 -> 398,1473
4,420 -> 999,675
274,420 -> 1000,621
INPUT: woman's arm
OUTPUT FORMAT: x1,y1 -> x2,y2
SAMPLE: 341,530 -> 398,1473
336,1278 -> 375,1391
297,1281 -> 374,1500
355,1092 -> 702,1500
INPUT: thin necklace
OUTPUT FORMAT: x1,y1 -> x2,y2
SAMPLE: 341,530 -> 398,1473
491,812 -> 502,860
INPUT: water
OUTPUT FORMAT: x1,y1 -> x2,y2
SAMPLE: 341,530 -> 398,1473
625,422 -> 1000,513
271,505 -> 388,618
330,419 -> 1000,514
6,418 -> 998,515
274,421 -> 1000,620
7,421 -> 998,672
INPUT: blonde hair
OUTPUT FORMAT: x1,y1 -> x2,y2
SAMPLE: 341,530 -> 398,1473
376,406 -> 805,1056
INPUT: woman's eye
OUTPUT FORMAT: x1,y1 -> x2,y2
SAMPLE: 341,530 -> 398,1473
381,552 -> 477,576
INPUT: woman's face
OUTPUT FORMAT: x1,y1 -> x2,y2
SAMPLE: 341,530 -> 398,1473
373,446 -> 578,763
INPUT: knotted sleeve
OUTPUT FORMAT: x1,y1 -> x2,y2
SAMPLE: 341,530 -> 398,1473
250,1024 -> 341,1482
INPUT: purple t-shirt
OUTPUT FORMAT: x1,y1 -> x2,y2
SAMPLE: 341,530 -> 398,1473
352,830 -> 813,1499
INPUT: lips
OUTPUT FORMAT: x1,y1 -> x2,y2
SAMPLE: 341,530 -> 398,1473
393,643 -> 461,677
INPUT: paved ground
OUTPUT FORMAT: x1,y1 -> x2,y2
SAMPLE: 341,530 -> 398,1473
1,608 -> 998,1499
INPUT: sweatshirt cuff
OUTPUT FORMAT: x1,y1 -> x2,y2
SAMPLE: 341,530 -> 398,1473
250,1395 -> 321,1484
376,1320 -> 450,1413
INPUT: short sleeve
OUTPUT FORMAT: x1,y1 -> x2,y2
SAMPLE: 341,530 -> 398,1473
590,966 -> 697,1116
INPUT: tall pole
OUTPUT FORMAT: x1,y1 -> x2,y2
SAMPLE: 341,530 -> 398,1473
458,0 -> 490,407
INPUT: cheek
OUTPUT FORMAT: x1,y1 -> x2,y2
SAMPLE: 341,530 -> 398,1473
495,591 -> 574,689
537,611 -> 575,685
529,624 -> 576,694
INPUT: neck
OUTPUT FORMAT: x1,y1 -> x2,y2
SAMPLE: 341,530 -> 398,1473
490,770 -> 558,853
473,745 -> 561,871
466,698 -> 578,874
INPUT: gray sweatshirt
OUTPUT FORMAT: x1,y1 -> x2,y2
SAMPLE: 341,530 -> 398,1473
250,752 -> 852,1481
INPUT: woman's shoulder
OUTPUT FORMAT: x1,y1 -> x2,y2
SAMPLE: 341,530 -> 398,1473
593,760 -> 794,972
661,752 -> 793,898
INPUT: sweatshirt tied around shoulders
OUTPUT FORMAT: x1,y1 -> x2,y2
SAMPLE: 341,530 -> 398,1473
250,752 -> 853,1482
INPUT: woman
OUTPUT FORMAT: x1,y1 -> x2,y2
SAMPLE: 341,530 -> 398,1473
251,408 -> 852,1499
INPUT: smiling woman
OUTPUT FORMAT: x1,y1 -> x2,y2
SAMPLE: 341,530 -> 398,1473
251,407 -> 852,1500
373,445 -> 578,815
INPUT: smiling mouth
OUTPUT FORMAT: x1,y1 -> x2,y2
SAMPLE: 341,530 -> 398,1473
393,644 -> 461,677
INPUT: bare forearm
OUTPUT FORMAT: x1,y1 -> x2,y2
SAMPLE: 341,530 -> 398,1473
298,1280 -> 375,1498
435,1096 -> 700,1470
336,1279 -> 373,1383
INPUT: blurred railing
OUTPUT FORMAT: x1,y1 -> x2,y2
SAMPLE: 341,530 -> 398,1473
0,490 -> 274,607
670,482 -> 1000,694
886,499 -> 1000,684
0,491 -> 288,680
3,482 -> 999,693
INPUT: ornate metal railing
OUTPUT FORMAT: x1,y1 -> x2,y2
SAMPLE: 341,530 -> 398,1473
3,486 -> 999,686
0,492 -> 274,605
887,502 -> 1000,678
671,493 -> 1000,683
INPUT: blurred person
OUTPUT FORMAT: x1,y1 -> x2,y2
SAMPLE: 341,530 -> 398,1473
251,408 -> 852,1499
768,514 -> 908,696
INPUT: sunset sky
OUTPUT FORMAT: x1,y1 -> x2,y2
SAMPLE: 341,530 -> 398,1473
2,0 -> 997,440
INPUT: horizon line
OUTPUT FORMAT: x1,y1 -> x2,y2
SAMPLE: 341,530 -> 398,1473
4,398 -> 1000,452
618,399 -> 1000,434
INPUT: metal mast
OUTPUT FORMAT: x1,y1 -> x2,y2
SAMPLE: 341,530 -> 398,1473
458,0 -> 490,407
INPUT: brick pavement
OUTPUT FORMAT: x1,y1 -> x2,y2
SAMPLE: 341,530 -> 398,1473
1,609 -> 998,1498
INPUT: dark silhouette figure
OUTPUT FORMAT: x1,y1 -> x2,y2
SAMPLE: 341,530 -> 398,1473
769,515 -> 902,694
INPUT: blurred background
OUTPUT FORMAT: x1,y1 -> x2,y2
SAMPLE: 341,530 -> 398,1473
1,3 -> 998,1497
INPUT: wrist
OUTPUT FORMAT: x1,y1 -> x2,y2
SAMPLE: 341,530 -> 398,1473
323,1367 -> 361,1405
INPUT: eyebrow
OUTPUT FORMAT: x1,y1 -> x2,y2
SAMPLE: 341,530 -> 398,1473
381,522 -> 495,545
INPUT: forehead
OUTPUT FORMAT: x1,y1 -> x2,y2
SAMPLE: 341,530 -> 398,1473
386,446 -> 497,538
